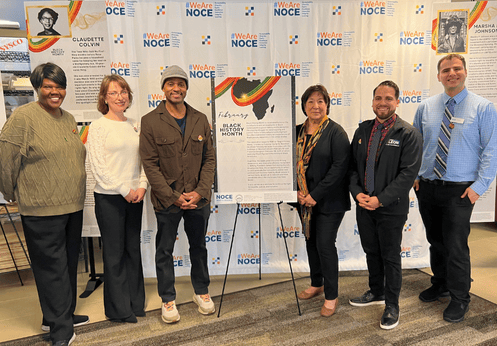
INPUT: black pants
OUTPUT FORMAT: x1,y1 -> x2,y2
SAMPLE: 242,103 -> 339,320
416,180 -> 474,304
94,193 -> 145,320
305,212 -> 345,300
155,204 -> 210,302
356,208 -> 406,308
21,210 -> 83,343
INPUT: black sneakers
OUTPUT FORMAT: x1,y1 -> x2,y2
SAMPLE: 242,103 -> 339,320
443,300 -> 469,323
349,290 -> 385,307
420,285 -> 469,323
380,305 -> 400,330
419,285 -> 450,302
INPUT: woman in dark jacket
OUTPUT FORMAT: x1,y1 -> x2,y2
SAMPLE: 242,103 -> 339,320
295,84 -> 350,317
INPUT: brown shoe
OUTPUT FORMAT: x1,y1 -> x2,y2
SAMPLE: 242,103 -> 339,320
321,298 -> 338,317
297,286 -> 324,300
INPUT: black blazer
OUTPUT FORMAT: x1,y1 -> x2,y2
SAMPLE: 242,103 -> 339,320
296,119 -> 351,215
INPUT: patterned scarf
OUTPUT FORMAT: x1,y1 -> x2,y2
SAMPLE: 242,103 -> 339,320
296,116 -> 329,239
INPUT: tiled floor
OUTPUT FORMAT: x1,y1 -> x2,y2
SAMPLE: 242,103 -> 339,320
1,222 -> 496,343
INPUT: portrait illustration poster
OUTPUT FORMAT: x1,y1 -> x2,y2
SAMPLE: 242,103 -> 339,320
25,1 -> 110,122
431,1 -> 497,103
26,5 -> 72,38
436,9 -> 468,55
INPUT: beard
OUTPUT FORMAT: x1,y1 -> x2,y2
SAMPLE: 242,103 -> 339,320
374,108 -> 396,121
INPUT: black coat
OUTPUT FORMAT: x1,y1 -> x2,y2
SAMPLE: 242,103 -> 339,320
296,119 -> 351,215
349,116 -> 422,215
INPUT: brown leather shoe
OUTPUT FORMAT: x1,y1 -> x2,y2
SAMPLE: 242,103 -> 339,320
297,286 -> 324,300
321,298 -> 338,317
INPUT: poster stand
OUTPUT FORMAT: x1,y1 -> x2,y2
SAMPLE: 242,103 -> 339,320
79,237 -> 104,298
0,203 -> 31,285
217,202 -> 301,317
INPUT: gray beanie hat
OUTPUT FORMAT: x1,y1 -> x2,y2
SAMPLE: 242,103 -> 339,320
160,65 -> 189,90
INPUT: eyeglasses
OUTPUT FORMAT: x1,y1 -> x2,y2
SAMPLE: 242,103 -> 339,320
107,90 -> 129,98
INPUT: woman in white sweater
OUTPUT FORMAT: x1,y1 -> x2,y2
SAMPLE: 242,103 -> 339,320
87,75 -> 148,323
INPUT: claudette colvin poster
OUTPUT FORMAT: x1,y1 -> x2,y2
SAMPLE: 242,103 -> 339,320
212,76 -> 297,204
25,1 -> 110,122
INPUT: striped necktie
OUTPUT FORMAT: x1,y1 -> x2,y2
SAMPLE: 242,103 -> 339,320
366,123 -> 384,194
434,98 -> 455,178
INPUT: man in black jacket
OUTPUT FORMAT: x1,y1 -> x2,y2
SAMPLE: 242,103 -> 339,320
349,80 -> 422,329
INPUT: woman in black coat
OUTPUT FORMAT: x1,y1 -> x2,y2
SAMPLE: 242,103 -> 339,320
295,84 -> 350,317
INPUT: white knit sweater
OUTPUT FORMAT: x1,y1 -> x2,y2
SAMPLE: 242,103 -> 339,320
87,116 -> 148,197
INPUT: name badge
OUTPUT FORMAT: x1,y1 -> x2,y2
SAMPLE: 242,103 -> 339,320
451,117 -> 465,124
386,139 -> 400,147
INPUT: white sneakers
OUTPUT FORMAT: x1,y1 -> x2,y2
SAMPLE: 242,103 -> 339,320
193,294 -> 216,315
53,333 -> 76,346
42,315 -> 90,332
162,294 -> 215,324
161,301 -> 180,323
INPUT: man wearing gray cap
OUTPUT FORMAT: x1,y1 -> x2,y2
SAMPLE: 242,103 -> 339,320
139,65 -> 216,323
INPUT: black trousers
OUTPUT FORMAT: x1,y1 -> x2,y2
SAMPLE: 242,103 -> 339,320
356,208 -> 406,309
305,211 -> 345,300
416,180 -> 474,304
21,210 -> 83,343
155,204 -> 210,302
94,193 -> 145,320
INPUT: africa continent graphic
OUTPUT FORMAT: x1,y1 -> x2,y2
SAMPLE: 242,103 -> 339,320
232,78 -> 274,120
